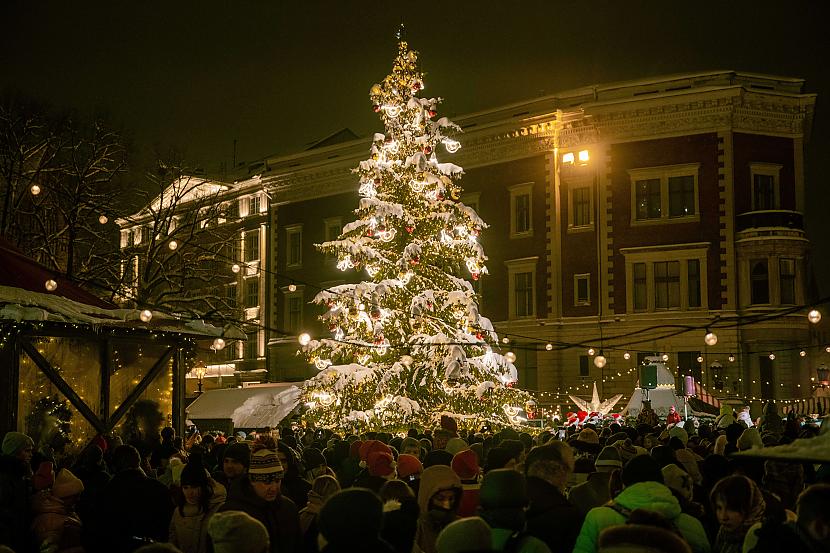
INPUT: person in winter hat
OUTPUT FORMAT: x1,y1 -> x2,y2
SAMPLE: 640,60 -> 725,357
298,474 -> 340,552
524,442 -> 583,553
573,454 -> 710,553
450,449 -> 480,517
208,511 -> 269,553
379,480 -> 420,553
213,441 -> 250,489
435,517 -> 491,553
219,448 -> 302,553
745,483 -> 830,553
667,405 -> 682,426
318,488 -> 395,552
570,445 -> 623,517
413,465 -> 463,553
169,455 -> 227,553
0,429 -> 35,553
444,438 -> 468,457
400,437 -> 423,460
478,468 -> 552,552
708,475 -> 764,553
31,468 -> 85,553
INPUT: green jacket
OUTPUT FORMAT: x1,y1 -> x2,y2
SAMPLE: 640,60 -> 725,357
573,481 -> 710,553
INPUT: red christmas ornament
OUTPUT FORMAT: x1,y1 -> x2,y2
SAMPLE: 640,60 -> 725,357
374,177 -> 382,185
410,256 -> 420,265
328,323 -> 338,331
437,193 -> 444,201
428,109 -> 437,118
506,381 -> 515,388
372,104 -> 381,112
405,225 -> 414,234
475,332 -> 483,340
424,145 -> 432,155
471,272 -> 480,281
411,81 -> 422,91
366,229 -> 374,237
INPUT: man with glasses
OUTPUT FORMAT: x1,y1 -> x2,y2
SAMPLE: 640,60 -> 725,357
220,447 -> 302,553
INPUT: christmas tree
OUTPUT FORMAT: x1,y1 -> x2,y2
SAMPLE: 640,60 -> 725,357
299,39 -> 532,433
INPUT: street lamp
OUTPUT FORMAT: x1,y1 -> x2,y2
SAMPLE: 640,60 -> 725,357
193,361 -> 207,395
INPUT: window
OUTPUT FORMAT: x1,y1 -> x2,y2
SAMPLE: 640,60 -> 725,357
286,225 -> 303,268
579,356 -> 590,377
285,294 -> 303,333
245,329 -> 259,359
749,163 -> 782,211
460,192 -> 480,214
509,183 -> 533,237
571,186 -> 592,228
248,195 -> 261,215
245,279 -> 259,308
687,259 -> 701,308
226,284 -> 237,308
629,164 -> 700,223
780,258 -> 796,305
636,178 -> 662,220
225,340 -> 238,361
574,273 -> 590,306
120,230 -> 130,248
225,200 -> 239,219
654,261 -> 680,309
244,231 -> 260,262
623,244 -> 708,313
668,175 -> 696,217
750,260 -> 769,305
506,257 -> 538,319
324,218 -> 342,243
633,263 -> 647,311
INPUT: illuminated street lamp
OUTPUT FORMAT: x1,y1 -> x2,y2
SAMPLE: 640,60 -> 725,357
193,361 -> 207,394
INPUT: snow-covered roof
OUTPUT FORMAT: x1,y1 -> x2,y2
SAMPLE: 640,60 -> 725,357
732,422 -> 830,462
186,384 -> 301,429
0,285 -> 244,339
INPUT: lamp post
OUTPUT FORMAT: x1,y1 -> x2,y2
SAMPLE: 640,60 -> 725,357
193,361 -> 207,395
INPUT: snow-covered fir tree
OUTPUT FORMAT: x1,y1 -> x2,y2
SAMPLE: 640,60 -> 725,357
298,40 -> 532,432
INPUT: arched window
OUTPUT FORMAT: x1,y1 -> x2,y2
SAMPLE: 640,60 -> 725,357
750,260 -> 769,304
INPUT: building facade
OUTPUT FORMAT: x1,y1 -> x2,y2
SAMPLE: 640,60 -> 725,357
123,71 -> 826,412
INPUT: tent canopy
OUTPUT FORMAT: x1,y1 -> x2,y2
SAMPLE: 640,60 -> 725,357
186,384 -> 300,429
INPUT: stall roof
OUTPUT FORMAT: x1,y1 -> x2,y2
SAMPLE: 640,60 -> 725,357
186,384 -> 301,429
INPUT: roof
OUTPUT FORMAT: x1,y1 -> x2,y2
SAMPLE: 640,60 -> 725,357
186,384 -> 301,428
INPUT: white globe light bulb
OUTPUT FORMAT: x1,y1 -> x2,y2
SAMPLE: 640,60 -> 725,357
298,333 -> 311,346
587,347 -> 595,356
728,354 -> 736,362
697,356 -> 704,363
504,351 -> 517,363
545,343 -> 553,351
808,309 -> 822,324
212,338 -> 226,351
231,263 -> 240,273
594,355 -> 607,368
44,279 -> 57,292
769,352 -> 776,360
139,309 -> 153,323
623,352 -> 631,360
288,283 -> 297,292
704,332 -> 718,346
98,215 -> 108,225
661,354 -> 669,362
30,184 -> 41,196
168,240 -> 178,251
800,350 -> 807,357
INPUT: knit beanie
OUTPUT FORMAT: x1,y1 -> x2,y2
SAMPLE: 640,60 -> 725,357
366,451 -> 396,478
52,468 -> 84,498
595,446 -> 623,470
180,460 -> 209,487
444,438 -> 468,456
248,449 -> 283,482
621,454 -> 664,487
224,442 -> 251,468
737,427 -> 763,451
576,428 -> 599,445
424,449 -> 454,468
668,426 -> 689,446
319,488 -> 383,544
674,448 -> 702,485
303,447 -> 327,469
611,439 -> 640,464
436,516 -> 492,553
1,432 -> 33,456
661,463 -> 693,500
208,511 -> 269,553
451,449 -> 480,481
479,468 -> 528,510
396,454 -> 423,479
359,440 -> 391,467
400,437 -> 421,455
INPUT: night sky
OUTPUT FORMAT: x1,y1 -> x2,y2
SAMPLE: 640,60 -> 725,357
2,0 -> 828,295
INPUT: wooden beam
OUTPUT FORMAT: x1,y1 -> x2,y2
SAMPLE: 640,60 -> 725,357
20,339 -> 108,435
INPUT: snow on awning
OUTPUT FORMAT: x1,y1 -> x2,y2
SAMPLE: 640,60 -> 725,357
0,285 -> 244,340
186,384 -> 301,429
732,422 -> 830,462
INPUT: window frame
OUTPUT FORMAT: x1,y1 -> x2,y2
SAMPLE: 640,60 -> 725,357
505,257 -> 538,320
622,243 -> 709,313
244,229 -> 260,263
508,182 -> 534,238
779,257 -> 796,305
750,259 -> 770,305
282,286 -> 305,333
574,273 -> 591,306
628,163 -> 700,225
244,278 -> 260,309
749,163 -> 782,211
285,224 -> 303,268
567,176 -> 594,232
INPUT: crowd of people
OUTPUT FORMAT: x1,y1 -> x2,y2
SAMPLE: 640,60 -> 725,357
2,401 -> 830,553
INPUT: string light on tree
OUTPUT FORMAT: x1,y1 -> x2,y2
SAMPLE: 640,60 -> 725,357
298,333 -> 311,346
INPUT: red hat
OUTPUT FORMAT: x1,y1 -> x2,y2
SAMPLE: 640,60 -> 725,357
92,434 -> 108,452
396,454 -> 423,478
451,449 -> 480,481
359,440 -> 391,467
366,451 -> 396,477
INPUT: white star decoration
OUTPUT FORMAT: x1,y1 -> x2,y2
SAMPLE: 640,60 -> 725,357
568,381 -> 623,415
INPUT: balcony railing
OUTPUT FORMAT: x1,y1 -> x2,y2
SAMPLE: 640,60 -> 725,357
736,210 -> 803,232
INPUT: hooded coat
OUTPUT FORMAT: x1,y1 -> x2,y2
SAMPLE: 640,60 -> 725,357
413,465 -> 462,553
219,476 -> 302,553
30,492 -> 84,553
169,480 -> 227,553
573,481 -> 710,553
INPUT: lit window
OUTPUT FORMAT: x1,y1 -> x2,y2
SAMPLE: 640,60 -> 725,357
563,152 -> 575,165
578,150 -> 590,163
248,195 -> 261,215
